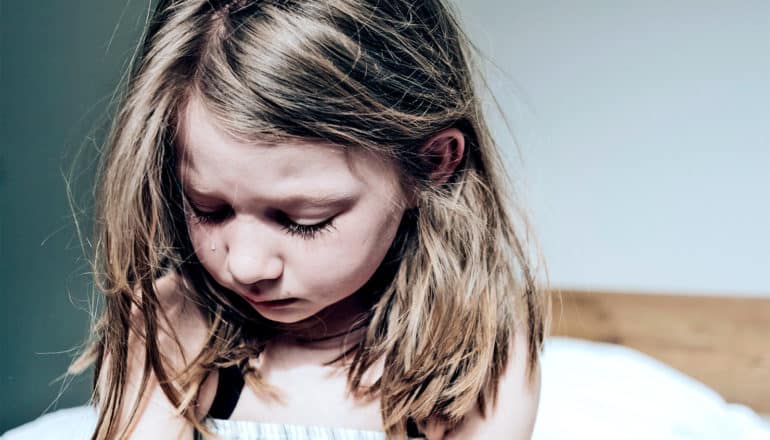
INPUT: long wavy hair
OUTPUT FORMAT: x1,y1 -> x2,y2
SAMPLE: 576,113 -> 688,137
70,0 -> 549,438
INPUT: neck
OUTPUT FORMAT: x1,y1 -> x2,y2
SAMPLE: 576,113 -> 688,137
268,288 -> 373,358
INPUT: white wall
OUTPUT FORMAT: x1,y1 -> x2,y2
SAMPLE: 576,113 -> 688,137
453,1 -> 770,296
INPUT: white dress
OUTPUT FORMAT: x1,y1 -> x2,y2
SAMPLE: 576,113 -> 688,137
200,418 -> 425,439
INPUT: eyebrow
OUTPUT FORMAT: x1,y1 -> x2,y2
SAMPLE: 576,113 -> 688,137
181,184 -> 357,210
277,192 -> 358,210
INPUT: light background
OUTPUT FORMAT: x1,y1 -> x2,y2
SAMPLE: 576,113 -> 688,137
456,0 -> 769,297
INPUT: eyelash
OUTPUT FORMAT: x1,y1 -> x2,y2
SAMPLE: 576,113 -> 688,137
185,205 -> 336,240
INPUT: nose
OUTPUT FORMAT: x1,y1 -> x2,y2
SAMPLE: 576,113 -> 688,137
227,251 -> 283,287
225,220 -> 284,287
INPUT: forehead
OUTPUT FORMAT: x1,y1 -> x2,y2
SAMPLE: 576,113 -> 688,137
174,96 -> 401,198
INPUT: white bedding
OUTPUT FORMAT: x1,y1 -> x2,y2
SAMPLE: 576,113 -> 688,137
533,337 -> 770,439
3,337 -> 769,439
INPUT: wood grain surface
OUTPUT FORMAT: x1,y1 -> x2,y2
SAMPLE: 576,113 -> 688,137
549,289 -> 770,413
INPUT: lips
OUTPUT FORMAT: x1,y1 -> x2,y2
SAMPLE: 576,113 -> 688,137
251,298 -> 296,306
239,291 -> 297,309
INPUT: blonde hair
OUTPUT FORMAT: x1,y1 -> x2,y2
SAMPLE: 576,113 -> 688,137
71,0 -> 549,438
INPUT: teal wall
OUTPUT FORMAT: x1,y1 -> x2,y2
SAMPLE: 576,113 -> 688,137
1,2 -> 152,432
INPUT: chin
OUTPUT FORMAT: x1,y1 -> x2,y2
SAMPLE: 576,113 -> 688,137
248,300 -> 318,325
256,311 -> 312,324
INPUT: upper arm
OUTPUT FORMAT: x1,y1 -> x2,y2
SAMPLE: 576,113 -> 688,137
97,273 -> 216,439
443,329 -> 542,440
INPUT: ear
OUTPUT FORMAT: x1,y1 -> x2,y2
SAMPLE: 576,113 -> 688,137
421,127 -> 465,187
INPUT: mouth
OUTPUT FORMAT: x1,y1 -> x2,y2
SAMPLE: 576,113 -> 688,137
243,296 -> 299,309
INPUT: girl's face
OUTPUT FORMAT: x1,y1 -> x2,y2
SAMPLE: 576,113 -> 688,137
176,97 -> 409,324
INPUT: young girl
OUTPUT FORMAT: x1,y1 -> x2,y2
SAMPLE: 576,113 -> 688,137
71,0 -> 548,438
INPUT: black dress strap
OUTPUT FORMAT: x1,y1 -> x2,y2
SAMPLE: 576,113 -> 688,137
406,417 -> 425,438
207,363 -> 245,419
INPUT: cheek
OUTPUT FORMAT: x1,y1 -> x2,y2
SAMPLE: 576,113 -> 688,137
186,223 -> 221,272
187,222 -> 207,253
293,208 -> 402,297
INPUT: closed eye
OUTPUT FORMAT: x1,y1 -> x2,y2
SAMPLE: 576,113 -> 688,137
185,204 -> 232,225
185,202 -> 336,240
275,212 -> 337,240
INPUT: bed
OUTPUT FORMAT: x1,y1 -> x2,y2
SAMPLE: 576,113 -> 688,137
548,288 -> 770,414
535,288 -> 770,439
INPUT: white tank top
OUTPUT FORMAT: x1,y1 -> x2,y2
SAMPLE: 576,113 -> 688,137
201,418 -> 426,439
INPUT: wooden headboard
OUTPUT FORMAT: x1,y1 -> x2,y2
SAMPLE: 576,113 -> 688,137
549,289 -> 770,414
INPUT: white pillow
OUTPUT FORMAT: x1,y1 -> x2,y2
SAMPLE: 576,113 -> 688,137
533,337 -> 770,440
2,405 -> 97,440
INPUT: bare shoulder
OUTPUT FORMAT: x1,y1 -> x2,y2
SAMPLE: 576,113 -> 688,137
131,271 -> 210,368
150,272 -> 210,355
443,327 -> 542,440
99,271 -> 216,439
